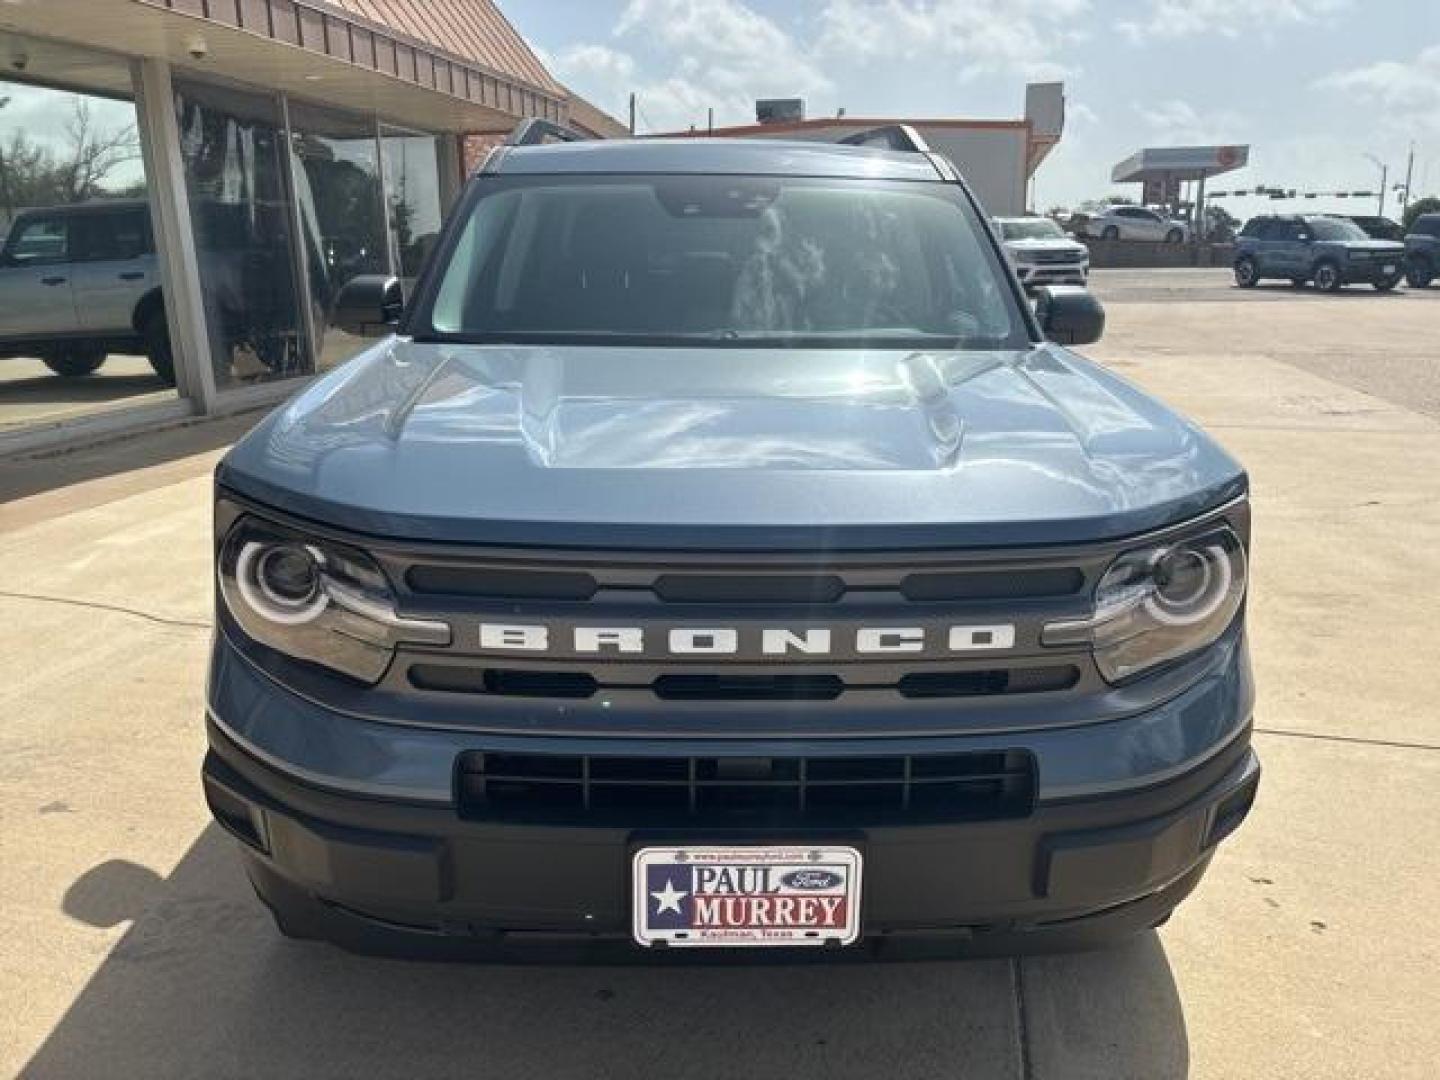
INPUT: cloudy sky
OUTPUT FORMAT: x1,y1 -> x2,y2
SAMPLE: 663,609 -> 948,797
501,0 -> 1440,220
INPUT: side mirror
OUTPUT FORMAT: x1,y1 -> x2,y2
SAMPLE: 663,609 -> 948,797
332,275 -> 404,338
1035,285 -> 1105,346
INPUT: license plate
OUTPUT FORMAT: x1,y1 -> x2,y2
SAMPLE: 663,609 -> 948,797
632,846 -> 862,948
1383,264 -> 1396,274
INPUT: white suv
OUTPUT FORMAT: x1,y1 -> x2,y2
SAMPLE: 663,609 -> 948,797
0,200 -> 173,381
994,217 -> 1090,289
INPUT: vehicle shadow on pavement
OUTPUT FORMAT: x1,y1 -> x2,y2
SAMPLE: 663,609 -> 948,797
24,827 -> 1189,1080
0,371 -> 168,402
1240,283 -> 1409,298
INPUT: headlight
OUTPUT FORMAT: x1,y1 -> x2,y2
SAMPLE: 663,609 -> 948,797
218,515 -> 449,684
1043,525 -> 1247,683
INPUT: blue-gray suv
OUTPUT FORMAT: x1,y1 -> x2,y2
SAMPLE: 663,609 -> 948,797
1234,213 -> 1406,291
203,122 -> 1259,960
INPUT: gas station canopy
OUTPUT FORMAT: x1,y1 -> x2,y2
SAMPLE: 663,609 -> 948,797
1112,146 -> 1251,207
1112,145 -> 1251,184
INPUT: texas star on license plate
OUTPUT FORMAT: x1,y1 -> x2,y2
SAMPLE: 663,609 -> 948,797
632,846 -> 862,947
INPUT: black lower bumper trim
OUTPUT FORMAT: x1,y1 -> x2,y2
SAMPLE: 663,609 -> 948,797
203,719 -> 1258,960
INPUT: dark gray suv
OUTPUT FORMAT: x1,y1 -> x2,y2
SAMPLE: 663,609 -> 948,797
1404,213 -> 1440,288
1234,213 -> 1406,291
203,123 -> 1258,960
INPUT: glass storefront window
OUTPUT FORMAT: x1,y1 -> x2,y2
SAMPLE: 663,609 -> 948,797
0,39 -> 177,438
381,127 -> 444,289
175,79 -> 309,389
288,102 -> 388,372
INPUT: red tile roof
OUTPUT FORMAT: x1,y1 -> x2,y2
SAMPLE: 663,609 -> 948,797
325,0 -> 562,95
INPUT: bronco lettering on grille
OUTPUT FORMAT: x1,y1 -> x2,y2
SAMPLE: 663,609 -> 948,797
476,623 -> 1017,656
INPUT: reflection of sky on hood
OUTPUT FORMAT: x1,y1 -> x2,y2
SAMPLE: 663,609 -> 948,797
219,338 -> 1232,537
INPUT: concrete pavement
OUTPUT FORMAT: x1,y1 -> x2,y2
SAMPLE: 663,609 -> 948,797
2,271 -> 1437,1079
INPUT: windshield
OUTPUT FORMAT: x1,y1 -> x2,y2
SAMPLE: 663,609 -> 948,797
1000,218 -> 1064,240
420,175 -> 1024,349
1308,217 -> 1369,241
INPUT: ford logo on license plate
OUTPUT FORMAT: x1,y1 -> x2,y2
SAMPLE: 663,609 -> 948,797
781,869 -> 844,890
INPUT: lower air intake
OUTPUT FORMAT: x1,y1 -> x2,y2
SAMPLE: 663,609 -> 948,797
456,749 -> 1036,826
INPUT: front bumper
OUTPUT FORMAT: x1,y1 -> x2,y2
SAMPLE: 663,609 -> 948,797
204,634 -> 1259,958
1015,263 -> 1089,289
1342,258 -> 1403,283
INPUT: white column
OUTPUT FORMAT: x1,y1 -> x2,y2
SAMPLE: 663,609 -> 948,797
131,58 -> 218,413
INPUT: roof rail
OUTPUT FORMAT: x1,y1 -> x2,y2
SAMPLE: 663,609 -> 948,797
837,124 -> 931,154
505,119 -> 590,147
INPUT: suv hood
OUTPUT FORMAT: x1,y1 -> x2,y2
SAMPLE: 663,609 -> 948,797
1004,238 -> 1087,253
1330,240 -> 1406,254
219,340 -> 1245,549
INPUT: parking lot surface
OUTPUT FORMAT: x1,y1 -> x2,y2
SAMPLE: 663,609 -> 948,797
0,354 -> 174,436
2,269 -> 1437,1079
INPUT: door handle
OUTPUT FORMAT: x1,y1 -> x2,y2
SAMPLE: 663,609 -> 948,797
41,275 -> 67,286
118,271 -> 146,281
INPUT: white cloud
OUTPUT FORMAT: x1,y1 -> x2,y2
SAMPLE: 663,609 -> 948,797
1317,43 -> 1440,138
548,0 -> 1091,131
550,0 -> 831,133
1116,0 -> 1350,43
1133,99 -> 1250,145
815,0 -> 1090,80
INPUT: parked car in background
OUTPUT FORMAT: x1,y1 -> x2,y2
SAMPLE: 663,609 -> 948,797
1075,206 -> 1189,243
1234,214 -> 1405,291
0,200 -> 174,381
993,216 -> 1089,289
1403,213 -> 1440,288
1343,215 -> 1405,241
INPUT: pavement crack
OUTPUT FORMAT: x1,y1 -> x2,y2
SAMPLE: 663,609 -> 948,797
1254,727 -> 1440,752
0,589 -> 211,632
1010,957 -> 1035,1080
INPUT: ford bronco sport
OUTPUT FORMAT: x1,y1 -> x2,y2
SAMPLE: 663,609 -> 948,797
0,200 -> 174,381
204,123 -> 1259,959
1234,213 -> 1405,291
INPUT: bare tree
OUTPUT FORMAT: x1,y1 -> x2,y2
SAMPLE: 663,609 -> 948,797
56,98 -> 139,203
0,96 -> 140,217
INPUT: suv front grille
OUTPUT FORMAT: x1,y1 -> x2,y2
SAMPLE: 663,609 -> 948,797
456,749 -> 1037,825
407,662 -> 1080,700
403,562 -> 1085,605
365,540 -> 1118,730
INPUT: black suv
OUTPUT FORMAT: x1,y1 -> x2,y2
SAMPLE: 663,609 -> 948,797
1404,213 -> 1440,288
1343,215 -> 1405,241
1234,214 -> 1406,291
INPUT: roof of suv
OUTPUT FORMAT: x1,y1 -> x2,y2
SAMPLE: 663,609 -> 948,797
490,137 -> 946,181
13,198 -> 149,219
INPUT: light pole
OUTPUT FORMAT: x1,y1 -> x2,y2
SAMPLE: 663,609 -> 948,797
1363,153 -> 1388,217
1399,143 -> 1415,216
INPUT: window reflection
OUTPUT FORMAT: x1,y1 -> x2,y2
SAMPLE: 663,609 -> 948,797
0,42 -> 177,434
175,79 -> 309,388
382,128 -> 443,289
288,102 -> 387,372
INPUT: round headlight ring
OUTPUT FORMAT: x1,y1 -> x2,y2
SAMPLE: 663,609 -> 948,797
1142,539 -> 1236,627
235,540 -> 330,625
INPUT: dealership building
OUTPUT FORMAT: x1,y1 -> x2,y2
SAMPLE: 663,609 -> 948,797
0,0 -> 623,454
688,83 -> 1066,218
